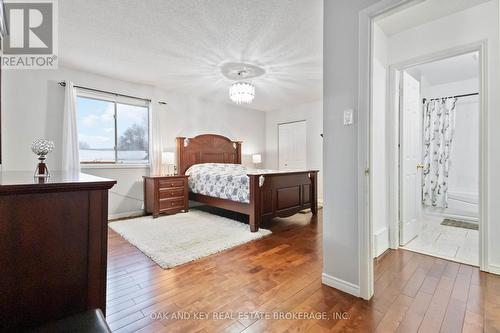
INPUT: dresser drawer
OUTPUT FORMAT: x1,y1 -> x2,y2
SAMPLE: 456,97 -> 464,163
159,187 -> 184,199
159,198 -> 185,211
158,179 -> 185,189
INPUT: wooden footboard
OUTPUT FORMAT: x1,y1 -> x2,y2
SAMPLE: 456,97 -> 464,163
248,171 -> 318,232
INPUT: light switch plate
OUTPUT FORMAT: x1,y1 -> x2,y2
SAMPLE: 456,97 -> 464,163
343,109 -> 354,125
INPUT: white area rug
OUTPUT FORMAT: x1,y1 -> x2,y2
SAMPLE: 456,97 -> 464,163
109,210 -> 271,269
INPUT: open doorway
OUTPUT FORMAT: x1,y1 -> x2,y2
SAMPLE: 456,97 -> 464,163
398,53 -> 480,266
369,0 -> 490,272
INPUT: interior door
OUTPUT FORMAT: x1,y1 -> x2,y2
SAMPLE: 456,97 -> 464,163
278,121 -> 307,170
400,71 -> 423,246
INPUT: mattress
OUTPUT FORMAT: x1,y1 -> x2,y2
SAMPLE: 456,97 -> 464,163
185,163 -> 267,203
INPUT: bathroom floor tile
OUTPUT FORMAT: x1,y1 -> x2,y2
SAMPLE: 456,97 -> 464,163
403,216 -> 479,266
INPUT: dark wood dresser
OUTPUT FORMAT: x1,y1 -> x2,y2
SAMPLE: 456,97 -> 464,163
0,171 -> 116,331
144,175 -> 189,217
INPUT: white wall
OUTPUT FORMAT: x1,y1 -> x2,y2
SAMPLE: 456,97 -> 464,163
323,0 -> 380,292
158,92 -> 266,167
446,96 -> 479,198
265,99 -> 323,201
372,24 -> 389,258
387,1 -> 500,270
2,66 -> 266,217
388,1 -> 498,64
422,78 -> 479,99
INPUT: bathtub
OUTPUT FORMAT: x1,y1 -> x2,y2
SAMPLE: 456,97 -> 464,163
423,191 -> 479,223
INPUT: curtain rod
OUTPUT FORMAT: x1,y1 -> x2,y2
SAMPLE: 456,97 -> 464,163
58,81 -> 167,105
422,92 -> 479,103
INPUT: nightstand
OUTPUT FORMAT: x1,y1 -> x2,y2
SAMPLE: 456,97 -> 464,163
143,175 -> 189,218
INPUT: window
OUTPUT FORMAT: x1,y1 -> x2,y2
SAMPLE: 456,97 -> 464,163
76,90 -> 150,164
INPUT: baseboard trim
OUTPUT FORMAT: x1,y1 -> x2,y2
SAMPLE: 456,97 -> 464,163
375,248 -> 392,262
322,273 -> 360,297
109,210 -> 144,221
373,227 -> 389,258
487,264 -> 500,275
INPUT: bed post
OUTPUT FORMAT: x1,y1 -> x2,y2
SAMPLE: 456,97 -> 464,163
248,174 -> 262,232
235,141 -> 242,164
176,137 -> 186,175
310,171 -> 318,215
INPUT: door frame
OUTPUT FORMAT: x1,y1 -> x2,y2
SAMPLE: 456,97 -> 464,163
277,120 -> 307,170
388,43 -> 487,259
358,0 -> 491,300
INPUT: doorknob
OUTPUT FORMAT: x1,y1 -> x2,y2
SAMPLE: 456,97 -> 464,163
416,163 -> 425,170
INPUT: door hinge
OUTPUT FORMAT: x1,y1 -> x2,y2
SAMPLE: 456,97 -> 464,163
364,167 -> 370,176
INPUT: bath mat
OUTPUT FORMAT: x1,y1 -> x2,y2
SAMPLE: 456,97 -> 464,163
441,219 -> 478,230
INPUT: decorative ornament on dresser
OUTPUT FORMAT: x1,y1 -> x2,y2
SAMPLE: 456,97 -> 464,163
31,139 -> 55,178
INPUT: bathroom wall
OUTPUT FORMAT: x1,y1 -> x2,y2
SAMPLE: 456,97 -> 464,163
422,79 -> 480,220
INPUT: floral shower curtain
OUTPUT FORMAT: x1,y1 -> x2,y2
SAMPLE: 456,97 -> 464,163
422,97 -> 457,208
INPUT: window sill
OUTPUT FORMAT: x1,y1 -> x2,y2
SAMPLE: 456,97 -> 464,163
81,164 -> 150,170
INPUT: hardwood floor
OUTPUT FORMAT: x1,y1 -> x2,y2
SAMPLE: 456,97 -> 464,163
107,207 -> 500,332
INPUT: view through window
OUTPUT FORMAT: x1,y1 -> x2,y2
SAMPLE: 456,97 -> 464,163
76,91 -> 149,164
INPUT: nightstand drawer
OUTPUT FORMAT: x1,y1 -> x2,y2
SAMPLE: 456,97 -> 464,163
144,175 -> 189,218
159,198 -> 185,211
158,179 -> 185,189
159,187 -> 184,199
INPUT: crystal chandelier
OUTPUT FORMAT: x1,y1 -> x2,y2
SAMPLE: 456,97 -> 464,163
229,82 -> 255,104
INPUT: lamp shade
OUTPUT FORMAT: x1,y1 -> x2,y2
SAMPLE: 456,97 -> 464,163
162,151 -> 175,165
252,154 -> 262,164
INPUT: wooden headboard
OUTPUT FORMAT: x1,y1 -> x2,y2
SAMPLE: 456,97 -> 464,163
176,134 -> 242,175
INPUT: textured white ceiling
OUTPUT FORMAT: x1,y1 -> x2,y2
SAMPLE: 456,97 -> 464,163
377,0 -> 492,36
59,0 -> 323,112
406,52 -> 479,86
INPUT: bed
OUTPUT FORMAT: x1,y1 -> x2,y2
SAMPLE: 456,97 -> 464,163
176,134 -> 318,232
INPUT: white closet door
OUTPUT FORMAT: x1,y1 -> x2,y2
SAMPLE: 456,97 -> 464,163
278,121 -> 307,170
400,71 -> 423,246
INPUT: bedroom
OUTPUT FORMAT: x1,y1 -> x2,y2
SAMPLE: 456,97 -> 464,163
0,0 -> 325,331
2,0 -> 500,332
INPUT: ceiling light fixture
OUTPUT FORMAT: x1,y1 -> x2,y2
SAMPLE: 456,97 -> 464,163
221,63 -> 264,105
229,82 -> 255,105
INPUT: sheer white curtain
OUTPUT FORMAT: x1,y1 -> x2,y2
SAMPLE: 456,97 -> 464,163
62,81 -> 81,174
150,102 -> 164,175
